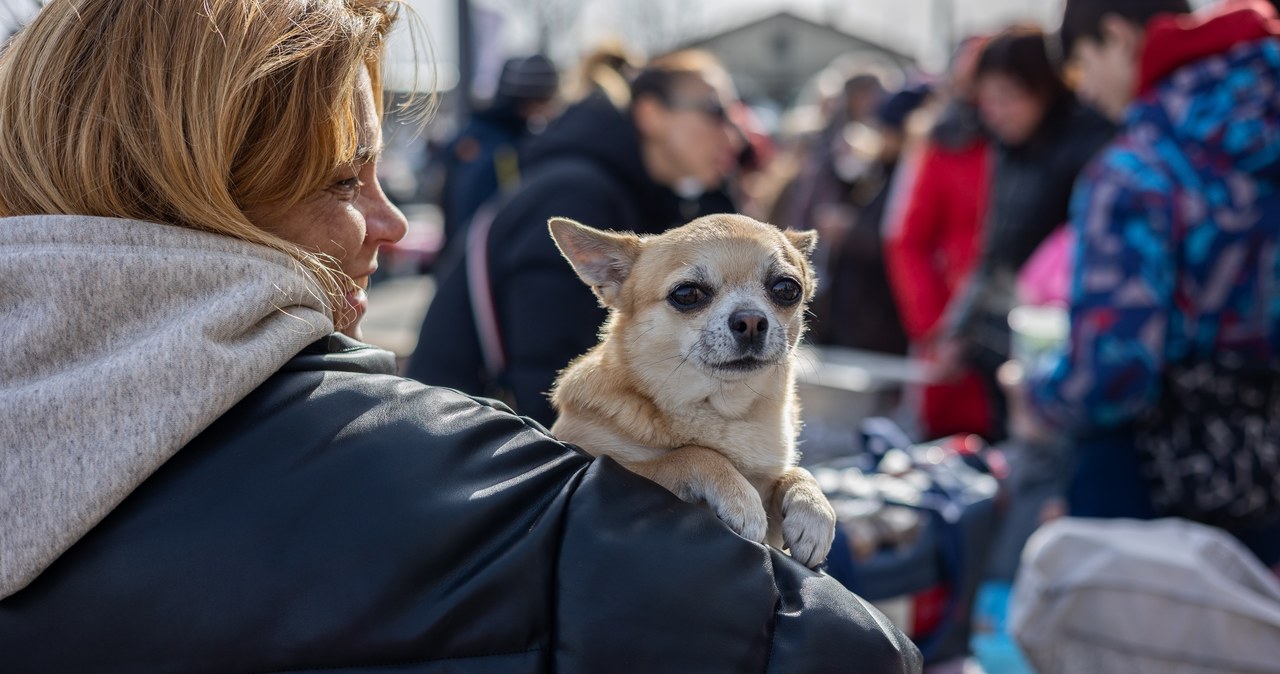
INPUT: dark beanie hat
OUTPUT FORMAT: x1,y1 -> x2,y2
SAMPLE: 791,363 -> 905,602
877,82 -> 933,131
497,54 -> 560,100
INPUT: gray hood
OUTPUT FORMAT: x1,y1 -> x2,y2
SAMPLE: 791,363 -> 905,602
0,216 -> 334,598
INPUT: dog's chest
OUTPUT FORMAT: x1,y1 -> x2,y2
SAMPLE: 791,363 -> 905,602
664,399 -> 795,475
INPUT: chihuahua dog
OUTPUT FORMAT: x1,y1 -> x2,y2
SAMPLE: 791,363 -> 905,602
547,214 -> 836,567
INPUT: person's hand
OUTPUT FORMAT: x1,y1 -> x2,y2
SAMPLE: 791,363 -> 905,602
929,336 -> 969,383
998,361 -> 1055,444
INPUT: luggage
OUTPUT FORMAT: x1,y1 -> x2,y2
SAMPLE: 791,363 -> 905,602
815,421 -> 1001,664
1010,517 -> 1280,674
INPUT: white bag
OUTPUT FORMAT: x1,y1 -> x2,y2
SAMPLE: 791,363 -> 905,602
1010,517 -> 1280,674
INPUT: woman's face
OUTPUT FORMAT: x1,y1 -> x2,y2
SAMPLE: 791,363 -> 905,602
1071,37 -> 1137,122
976,73 -> 1048,146
248,69 -> 407,339
639,75 -> 743,191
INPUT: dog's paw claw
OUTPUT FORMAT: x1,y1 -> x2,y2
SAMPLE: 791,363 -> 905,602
781,491 -> 836,568
716,498 -> 769,544
688,471 -> 769,544
786,527 -> 833,568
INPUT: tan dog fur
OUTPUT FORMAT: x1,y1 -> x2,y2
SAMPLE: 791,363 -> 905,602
548,214 -> 836,567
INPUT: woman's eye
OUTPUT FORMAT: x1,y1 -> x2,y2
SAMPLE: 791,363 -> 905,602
333,176 -> 362,194
770,278 -> 802,305
668,284 -> 708,309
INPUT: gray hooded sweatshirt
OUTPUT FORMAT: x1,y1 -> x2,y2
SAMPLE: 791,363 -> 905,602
0,215 -> 334,599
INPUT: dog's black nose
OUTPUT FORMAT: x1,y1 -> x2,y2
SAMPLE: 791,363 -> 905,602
730,311 -> 768,342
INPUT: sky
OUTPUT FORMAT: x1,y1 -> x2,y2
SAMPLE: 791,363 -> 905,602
380,0 -> 1063,93
481,0 -> 1061,69
2,0 -> 1213,92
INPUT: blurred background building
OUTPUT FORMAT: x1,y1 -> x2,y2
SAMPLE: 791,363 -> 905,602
0,0 -> 1218,103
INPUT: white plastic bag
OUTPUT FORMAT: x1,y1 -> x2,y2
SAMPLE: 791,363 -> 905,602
1010,517 -> 1280,674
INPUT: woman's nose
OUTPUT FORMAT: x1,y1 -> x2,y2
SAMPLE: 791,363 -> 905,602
365,177 -> 408,247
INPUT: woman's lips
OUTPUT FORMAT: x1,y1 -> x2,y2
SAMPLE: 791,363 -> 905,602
344,277 -> 369,324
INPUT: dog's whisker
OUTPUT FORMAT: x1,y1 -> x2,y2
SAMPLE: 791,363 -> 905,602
629,322 -> 658,343
659,354 -> 691,390
792,349 -> 820,377
743,379 -> 778,403
634,354 -> 685,368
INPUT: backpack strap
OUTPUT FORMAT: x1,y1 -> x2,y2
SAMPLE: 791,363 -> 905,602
465,201 -> 506,381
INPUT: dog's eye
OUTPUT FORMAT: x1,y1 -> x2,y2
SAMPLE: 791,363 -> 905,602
770,278 -> 802,305
668,283 -> 708,309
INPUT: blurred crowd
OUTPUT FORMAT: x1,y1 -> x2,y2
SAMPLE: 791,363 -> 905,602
3,0 -> 1278,670
405,20 -> 1076,427
401,14 -> 1126,442
397,0 -> 1280,669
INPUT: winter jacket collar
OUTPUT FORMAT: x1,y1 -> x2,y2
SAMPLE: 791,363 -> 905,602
0,216 -> 334,598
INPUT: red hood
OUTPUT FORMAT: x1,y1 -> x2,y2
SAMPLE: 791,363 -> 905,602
1139,0 -> 1280,95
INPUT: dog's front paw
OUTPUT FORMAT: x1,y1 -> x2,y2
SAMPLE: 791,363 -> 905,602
777,469 -> 837,568
705,479 -> 769,544
626,446 -> 769,544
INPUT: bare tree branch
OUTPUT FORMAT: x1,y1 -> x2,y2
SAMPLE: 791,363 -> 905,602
522,0 -> 587,54
623,0 -> 704,54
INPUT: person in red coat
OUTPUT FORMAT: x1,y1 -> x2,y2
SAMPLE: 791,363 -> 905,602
885,38 -> 994,439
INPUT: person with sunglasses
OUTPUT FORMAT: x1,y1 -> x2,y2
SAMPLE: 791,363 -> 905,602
409,50 -> 747,427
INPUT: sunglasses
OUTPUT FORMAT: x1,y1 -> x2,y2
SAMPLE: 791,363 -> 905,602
664,97 -> 731,124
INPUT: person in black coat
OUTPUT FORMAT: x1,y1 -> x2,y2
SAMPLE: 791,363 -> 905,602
935,26 -> 1116,437
3,335 -> 924,673
812,83 -> 932,354
0,3 -> 920,672
407,51 -> 743,426
438,54 -> 560,254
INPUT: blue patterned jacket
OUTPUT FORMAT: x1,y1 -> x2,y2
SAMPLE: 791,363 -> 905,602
1030,37 -> 1280,431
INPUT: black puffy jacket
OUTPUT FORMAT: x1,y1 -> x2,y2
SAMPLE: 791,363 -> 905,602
0,335 -> 921,673
945,96 -> 1115,369
406,93 -> 733,426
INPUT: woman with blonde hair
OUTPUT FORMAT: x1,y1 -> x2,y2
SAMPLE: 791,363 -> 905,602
0,2 -> 920,672
563,38 -> 644,107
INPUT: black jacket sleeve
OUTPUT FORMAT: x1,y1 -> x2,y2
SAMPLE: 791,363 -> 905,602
0,341 -> 921,673
558,456 -> 923,673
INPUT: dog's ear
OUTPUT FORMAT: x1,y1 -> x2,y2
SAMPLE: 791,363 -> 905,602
548,217 -> 642,307
783,228 -> 819,258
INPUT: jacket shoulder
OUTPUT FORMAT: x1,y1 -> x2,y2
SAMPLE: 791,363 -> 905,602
505,157 -> 631,225
0,343 -> 921,673
0,346 -> 587,670
487,157 -> 634,267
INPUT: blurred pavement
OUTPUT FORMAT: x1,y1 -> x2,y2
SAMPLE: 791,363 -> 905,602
363,274 -> 435,361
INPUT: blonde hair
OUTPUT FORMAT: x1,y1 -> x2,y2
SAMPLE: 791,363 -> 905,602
633,49 -> 737,104
564,39 -> 644,108
0,0 -> 402,324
